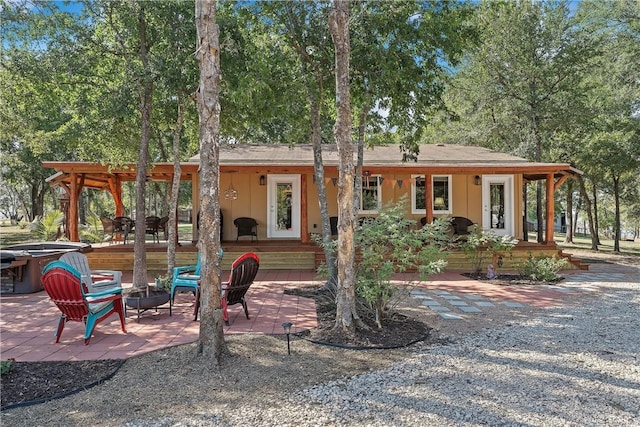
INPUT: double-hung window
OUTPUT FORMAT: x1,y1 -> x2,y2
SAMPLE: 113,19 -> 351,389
411,175 -> 452,214
360,175 -> 381,213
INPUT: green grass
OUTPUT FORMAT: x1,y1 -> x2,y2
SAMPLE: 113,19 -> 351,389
0,225 -> 35,246
550,232 -> 640,257
0,223 -> 196,246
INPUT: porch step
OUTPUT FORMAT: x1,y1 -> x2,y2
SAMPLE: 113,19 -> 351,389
86,249 -> 316,273
314,244 -> 584,272
559,250 -> 590,270
86,242 -> 586,274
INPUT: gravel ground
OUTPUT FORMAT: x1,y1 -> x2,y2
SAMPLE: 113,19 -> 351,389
2,262 -> 638,426
146,263 -> 640,426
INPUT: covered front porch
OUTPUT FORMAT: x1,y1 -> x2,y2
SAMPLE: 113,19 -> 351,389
42,144 -> 581,249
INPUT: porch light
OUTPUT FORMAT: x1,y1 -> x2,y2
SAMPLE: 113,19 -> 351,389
259,175 -> 266,186
474,175 -> 482,185
282,322 -> 293,355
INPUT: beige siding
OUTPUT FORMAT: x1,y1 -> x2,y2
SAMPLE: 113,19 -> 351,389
219,171 -> 524,240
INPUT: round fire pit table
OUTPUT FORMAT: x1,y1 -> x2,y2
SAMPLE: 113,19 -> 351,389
124,287 -> 171,321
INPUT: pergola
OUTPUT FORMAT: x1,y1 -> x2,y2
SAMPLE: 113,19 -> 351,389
43,162 -> 200,242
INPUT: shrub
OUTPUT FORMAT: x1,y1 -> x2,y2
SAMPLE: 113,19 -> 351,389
317,198 -> 451,328
460,226 -> 518,275
154,273 -> 172,291
1,359 -> 14,375
518,253 -> 569,282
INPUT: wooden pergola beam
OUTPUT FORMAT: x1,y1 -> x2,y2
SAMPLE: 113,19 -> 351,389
554,174 -> 571,192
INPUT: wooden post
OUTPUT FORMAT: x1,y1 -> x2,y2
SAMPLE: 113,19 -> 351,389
192,172 -> 200,243
69,173 -> 80,242
545,173 -> 555,243
301,174 -> 308,243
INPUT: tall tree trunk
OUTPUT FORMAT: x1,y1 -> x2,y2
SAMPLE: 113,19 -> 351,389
354,92 -> 370,216
284,9 -> 336,290
564,179 -> 574,243
79,190 -> 86,226
30,181 -> 45,220
330,0 -> 364,333
573,192 -> 582,236
577,175 -> 598,250
591,180 -> 601,245
612,172 -> 621,253
309,72 -> 337,289
195,0 -> 226,365
132,6 -> 152,290
167,96 -> 186,274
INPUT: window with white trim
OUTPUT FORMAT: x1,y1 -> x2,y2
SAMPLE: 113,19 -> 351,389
360,175 -> 381,213
411,175 -> 426,214
411,175 -> 452,214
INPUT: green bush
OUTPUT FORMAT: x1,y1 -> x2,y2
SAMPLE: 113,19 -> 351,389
1,359 -> 14,375
154,273 -> 172,291
355,201 -> 451,328
460,226 -> 518,275
518,253 -> 569,282
317,197 -> 451,328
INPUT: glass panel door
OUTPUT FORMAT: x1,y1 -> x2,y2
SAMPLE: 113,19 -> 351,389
482,175 -> 514,236
490,183 -> 505,230
267,175 -> 300,239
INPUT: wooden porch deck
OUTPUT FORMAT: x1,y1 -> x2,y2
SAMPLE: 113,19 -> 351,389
87,240 -> 320,272
86,239 -> 587,273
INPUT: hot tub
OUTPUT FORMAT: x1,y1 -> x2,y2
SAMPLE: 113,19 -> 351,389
0,242 -> 92,294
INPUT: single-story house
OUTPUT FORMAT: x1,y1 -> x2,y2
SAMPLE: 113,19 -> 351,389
42,143 -> 583,270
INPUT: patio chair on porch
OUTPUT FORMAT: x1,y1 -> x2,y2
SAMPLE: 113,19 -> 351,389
194,252 -> 260,325
158,216 -> 169,241
113,216 -> 134,244
450,216 -> 475,236
41,261 -> 126,345
234,217 -> 258,242
59,252 -> 122,293
100,216 -> 115,243
421,216 -> 474,238
145,216 -> 161,243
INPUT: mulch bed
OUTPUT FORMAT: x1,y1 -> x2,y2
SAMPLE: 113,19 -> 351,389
1,359 -> 122,410
461,272 -> 564,286
285,285 -> 432,348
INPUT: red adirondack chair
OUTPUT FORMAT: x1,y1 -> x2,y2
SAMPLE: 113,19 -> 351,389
41,261 -> 127,344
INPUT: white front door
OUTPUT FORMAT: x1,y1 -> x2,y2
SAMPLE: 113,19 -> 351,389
482,175 -> 514,237
267,174 -> 300,239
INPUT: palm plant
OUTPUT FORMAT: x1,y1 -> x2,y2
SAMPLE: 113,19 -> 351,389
30,210 -> 64,241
